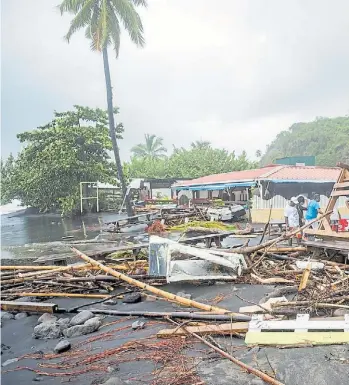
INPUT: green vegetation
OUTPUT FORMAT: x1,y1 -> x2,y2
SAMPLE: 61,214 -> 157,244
59,0 -> 147,217
1,106 -> 119,215
126,142 -> 258,179
131,134 -> 167,159
169,221 -> 236,232
261,116 -> 349,167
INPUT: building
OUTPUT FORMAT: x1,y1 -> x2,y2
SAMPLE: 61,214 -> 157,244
172,165 -> 349,223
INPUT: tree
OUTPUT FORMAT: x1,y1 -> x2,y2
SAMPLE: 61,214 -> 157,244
126,143 -> 258,179
190,140 -> 211,149
59,0 -> 147,217
131,134 -> 167,159
261,116 -> 349,166
3,106 -> 119,215
1,153 -> 15,205
255,149 -> 262,158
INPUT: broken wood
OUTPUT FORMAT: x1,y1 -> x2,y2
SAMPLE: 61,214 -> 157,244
298,262 -> 311,291
166,318 -> 284,385
2,292 -> 112,299
157,322 -> 249,337
71,247 -> 241,316
0,301 -> 58,313
251,273 -> 294,284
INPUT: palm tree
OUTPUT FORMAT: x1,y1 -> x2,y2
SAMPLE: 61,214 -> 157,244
190,140 -> 211,149
59,0 -> 147,217
255,149 -> 262,158
131,134 -> 167,159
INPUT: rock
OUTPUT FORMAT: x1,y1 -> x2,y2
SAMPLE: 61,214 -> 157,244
38,313 -> 57,324
333,309 -> 349,316
98,290 -> 109,294
1,343 -> 11,351
107,366 -> 119,373
33,376 -> 43,381
63,317 -> 101,338
1,312 -> 14,320
104,299 -> 117,305
122,292 -> 142,304
100,377 -> 126,385
2,357 -> 19,367
131,320 -> 145,330
176,291 -> 192,300
54,339 -> 71,353
57,318 -> 70,329
33,322 -> 62,339
15,296 -> 37,302
15,312 -> 28,320
70,310 -> 94,326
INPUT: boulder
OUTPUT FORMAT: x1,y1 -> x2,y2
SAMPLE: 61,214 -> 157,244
1,312 -> 14,320
38,313 -> 57,324
57,318 -> 70,329
131,320 -> 145,330
15,312 -> 28,320
63,317 -> 101,338
122,293 -> 142,304
70,310 -> 94,326
33,322 -> 62,339
54,339 -> 71,354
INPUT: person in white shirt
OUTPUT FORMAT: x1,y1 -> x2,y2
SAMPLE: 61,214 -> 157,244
284,197 -> 300,245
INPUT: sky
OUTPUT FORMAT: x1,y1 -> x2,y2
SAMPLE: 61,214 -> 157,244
1,0 -> 349,162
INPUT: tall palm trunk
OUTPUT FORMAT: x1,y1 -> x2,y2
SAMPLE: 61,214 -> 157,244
102,47 -> 133,217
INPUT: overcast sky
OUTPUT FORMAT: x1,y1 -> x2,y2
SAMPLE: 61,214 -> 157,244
2,0 -> 349,161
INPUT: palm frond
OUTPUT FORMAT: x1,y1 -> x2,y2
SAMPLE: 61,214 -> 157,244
59,0 -> 86,15
131,0 -> 147,6
64,0 -> 95,42
110,0 -> 145,47
106,1 -> 121,57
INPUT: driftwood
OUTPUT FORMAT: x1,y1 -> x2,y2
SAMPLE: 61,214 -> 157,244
166,318 -> 284,385
71,247 -> 244,316
2,292 -> 112,299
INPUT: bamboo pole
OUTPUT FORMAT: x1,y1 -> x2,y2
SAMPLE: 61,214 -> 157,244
167,318 -> 284,385
1,292 -> 111,299
71,247 -> 236,315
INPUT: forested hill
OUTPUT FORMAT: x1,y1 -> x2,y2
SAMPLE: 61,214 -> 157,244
260,116 -> 349,167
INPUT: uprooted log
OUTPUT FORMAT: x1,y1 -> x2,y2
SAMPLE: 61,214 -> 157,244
71,247 -> 244,317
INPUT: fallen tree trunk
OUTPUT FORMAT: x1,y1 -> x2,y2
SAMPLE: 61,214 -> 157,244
71,247 -> 241,316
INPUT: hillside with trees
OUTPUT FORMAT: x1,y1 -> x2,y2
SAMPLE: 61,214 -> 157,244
260,116 -> 349,166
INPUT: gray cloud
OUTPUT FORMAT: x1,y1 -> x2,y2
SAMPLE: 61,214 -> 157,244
2,0 -> 349,161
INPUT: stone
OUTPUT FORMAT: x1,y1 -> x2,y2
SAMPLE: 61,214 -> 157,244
63,317 -> 101,338
1,343 -> 11,352
107,366 -> 119,373
98,290 -> 109,294
122,292 -> 142,304
176,291 -> 192,300
33,376 -> 43,381
38,313 -> 57,324
70,310 -> 94,326
104,299 -> 118,305
33,322 -> 62,339
333,309 -> 349,317
1,312 -> 14,320
54,339 -> 71,353
131,320 -> 145,330
100,377 -> 126,385
2,357 -> 19,367
15,312 -> 28,320
57,318 -> 70,329
15,296 -> 37,302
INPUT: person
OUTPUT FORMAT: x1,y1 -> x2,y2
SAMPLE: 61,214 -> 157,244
296,195 -> 307,226
305,193 -> 322,229
284,197 -> 300,245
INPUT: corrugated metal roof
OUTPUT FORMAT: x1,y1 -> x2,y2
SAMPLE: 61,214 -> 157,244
173,165 -> 340,188
173,166 -> 279,187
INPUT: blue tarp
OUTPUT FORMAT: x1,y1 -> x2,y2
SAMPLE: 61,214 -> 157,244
173,182 -> 255,191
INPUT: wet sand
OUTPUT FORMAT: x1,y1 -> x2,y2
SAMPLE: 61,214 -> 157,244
2,282 -> 348,385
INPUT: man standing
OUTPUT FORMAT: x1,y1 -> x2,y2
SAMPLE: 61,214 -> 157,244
296,195 -> 307,226
284,197 -> 300,245
305,193 -> 322,229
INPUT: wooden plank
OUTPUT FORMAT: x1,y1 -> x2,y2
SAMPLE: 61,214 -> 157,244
245,332 -> 349,346
157,322 -> 249,337
248,318 -> 349,332
331,190 -> 349,197
334,181 -> 349,188
0,301 -> 57,313
304,229 -> 349,239
303,239 -> 349,251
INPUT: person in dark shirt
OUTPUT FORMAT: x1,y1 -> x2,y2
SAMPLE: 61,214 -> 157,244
296,195 -> 307,226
